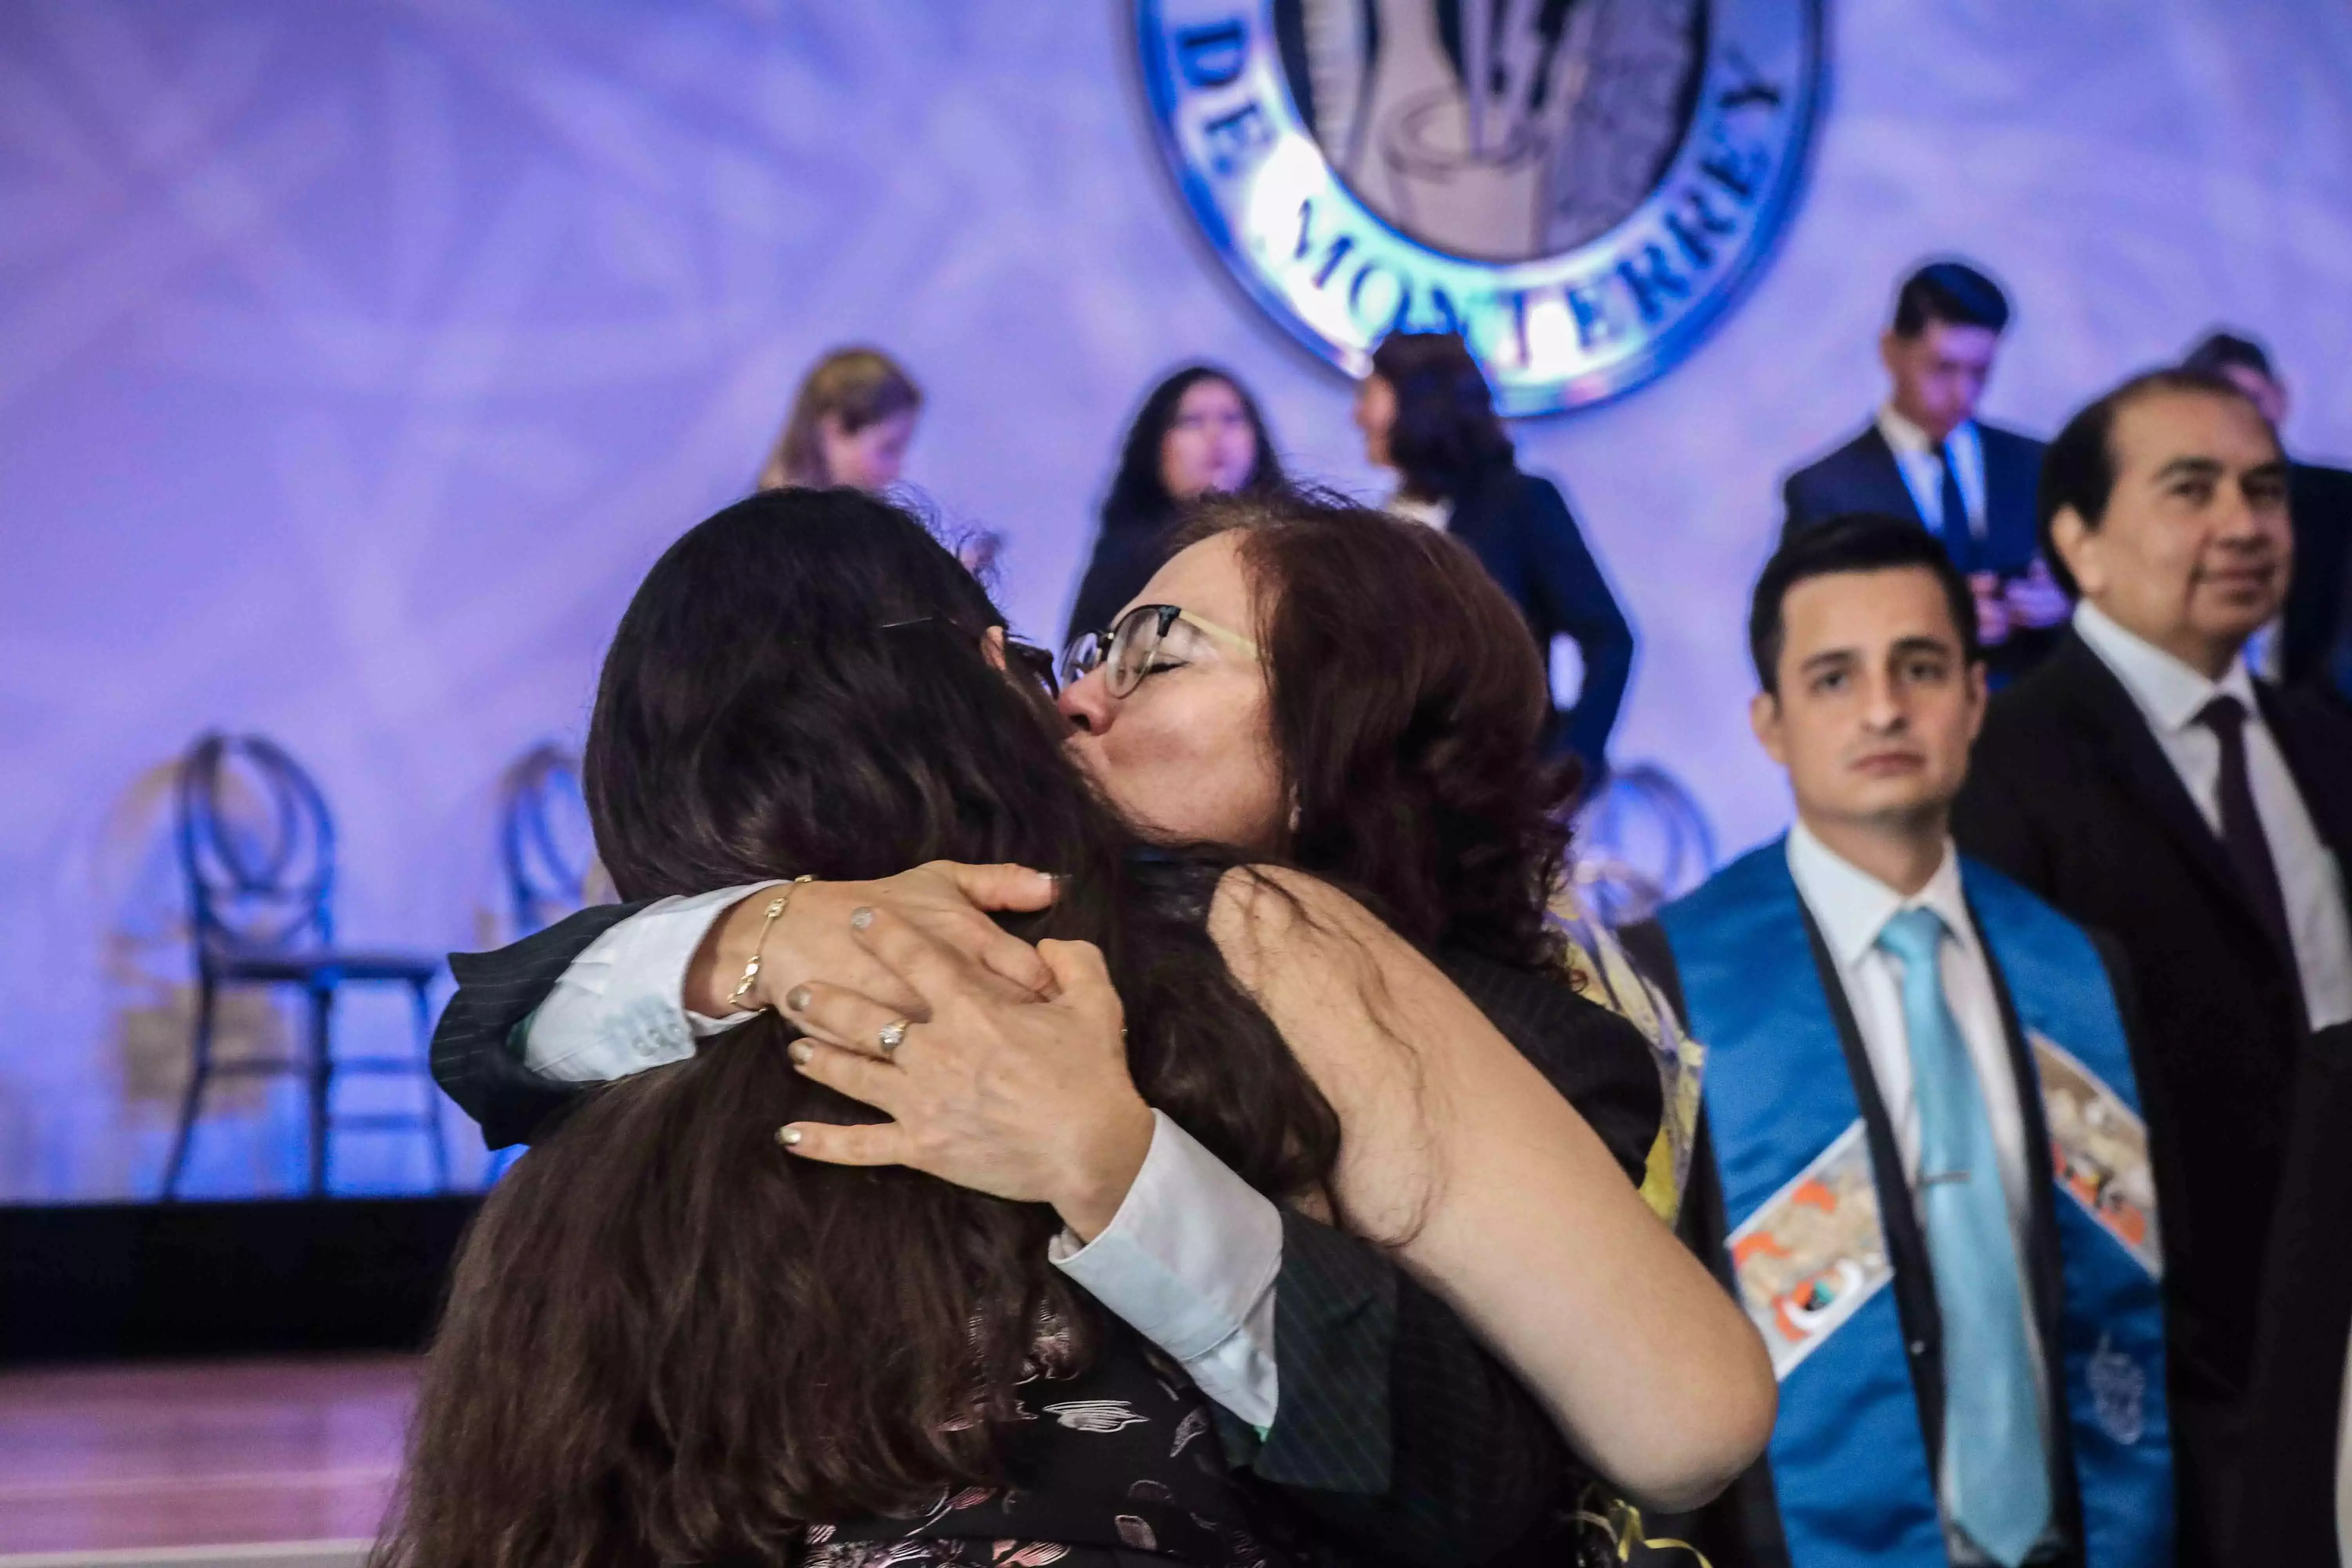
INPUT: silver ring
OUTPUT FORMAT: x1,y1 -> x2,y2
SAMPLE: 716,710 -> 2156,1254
877,1018 -> 912,1056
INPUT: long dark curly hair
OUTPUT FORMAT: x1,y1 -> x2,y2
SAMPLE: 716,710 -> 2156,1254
378,489 -> 1339,1568
1176,490 -> 1573,974
1101,364 -> 1286,534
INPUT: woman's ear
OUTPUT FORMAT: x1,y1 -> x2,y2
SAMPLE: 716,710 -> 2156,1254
981,625 -> 1009,671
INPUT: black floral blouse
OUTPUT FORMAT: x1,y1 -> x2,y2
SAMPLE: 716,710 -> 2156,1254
800,1314 -> 1297,1568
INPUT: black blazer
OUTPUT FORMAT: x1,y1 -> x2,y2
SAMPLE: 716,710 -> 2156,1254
1782,420 -> 2054,681
1621,902 -> 2134,1568
1444,460 -> 1634,772
2285,460 -> 2352,694
1951,628 -> 2352,1557
433,901 -> 1666,1564
2237,1013 -> 2352,1566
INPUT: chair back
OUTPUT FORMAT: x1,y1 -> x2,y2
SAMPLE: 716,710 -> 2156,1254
1571,762 -> 1719,926
500,743 -> 601,934
175,732 -> 336,963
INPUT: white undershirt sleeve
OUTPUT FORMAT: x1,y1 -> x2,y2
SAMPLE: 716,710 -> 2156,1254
518,882 -> 779,1083
1049,1109 -> 1284,1431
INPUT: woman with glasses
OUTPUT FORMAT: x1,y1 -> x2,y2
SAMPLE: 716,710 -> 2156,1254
404,488 -> 1772,1568
1062,365 -> 1286,653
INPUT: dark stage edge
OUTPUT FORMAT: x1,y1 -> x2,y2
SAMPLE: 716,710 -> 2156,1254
1,1196 -> 478,1363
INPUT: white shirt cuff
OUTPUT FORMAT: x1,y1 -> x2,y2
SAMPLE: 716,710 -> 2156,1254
1050,1108 -> 1283,1430
519,882 -> 780,1083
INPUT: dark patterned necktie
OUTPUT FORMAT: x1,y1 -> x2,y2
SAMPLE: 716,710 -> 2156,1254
2196,694 -> 2294,956
1937,440 -> 1976,574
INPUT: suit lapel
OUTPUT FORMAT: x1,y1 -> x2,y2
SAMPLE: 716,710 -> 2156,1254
2048,632 -> 2260,929
1853,424 -> 1929,527
2258,683 -> 2352,872
1976,425 -> 2042,566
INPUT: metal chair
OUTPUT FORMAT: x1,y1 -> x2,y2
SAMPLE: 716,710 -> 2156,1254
499,742 -> 602,935
1570,761 -> 1720,926
164,733 -> 448,1198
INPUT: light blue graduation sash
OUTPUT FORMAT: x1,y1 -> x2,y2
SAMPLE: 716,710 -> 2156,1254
1659,841 -> 2171,1568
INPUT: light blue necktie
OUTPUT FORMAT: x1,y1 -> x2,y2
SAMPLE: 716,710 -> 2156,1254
1877,907 -> 2052,1567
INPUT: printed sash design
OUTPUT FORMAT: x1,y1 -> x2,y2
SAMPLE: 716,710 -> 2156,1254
1726,1120 -> 1893,1379
2031,1033 -> 2161,1278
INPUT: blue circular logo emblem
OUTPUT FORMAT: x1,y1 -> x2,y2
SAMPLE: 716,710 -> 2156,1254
1137,0 -> 1825,414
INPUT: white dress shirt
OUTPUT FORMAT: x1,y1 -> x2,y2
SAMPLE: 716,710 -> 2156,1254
2073,601 -> 2352,1030
519,886 -> 1287,1428
1877,406 -> 1987,545
1785,823 -> 2055,1560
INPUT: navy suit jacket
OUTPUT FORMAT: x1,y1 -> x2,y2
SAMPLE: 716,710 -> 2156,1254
2284,460 -> 2352,696
1445,460 -> 1634,772
1781,419 -> 2053,679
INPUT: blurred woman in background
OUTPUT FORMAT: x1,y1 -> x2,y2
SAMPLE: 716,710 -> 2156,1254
757,346 -> 923,492
1063,364 -> 1285,648
1357,331 -> 1635,778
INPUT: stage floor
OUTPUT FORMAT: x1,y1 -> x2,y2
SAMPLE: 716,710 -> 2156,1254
0,1356 -> 414,1561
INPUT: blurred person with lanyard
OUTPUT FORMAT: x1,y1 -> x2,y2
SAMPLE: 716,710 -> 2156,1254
1782,262 -> 2070,686
1354,331 -> 1635,781
1063,365 -> 1285,650
1623,514 -> 2172,1567
2181,328 -> 2352,705
1952,368 -> 2352,1564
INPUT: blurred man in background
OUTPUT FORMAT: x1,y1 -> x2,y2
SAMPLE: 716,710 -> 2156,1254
1782,261 -> 2071,684
1953,368 -> 2352,1564
2183,328 -> 2352,704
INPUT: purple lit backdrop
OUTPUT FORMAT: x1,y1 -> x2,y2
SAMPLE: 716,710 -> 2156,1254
4,1 -> 2349,1200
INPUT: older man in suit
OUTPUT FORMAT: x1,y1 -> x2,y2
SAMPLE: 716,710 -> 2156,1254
2182,328 -> 2352,703
1783,261 -> 2071,684
1951,368 -> 2352,1564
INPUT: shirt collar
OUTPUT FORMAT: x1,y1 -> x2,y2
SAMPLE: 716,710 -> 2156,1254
2071,599 -> 2257,735
1786,820 -> 1976,971
1877,404 -> 1973,458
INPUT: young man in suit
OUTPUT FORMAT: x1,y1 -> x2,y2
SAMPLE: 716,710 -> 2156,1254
1781,262 -> 2071,684
2182,328 -> 2352,703
1633,515 -> 2172,1566
1950,368 -> 2352,1564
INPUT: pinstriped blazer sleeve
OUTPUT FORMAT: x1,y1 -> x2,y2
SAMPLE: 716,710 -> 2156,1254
432,902 -> 650,1150
1224,1209 -> 1575,1564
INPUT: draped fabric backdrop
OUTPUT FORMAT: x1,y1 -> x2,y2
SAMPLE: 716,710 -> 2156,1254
4,0 -> 2349,1199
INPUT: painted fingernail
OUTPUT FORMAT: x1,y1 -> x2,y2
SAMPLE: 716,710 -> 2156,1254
789,1040 -> 815,1065
849,906 -> 875,930
776,1125 -> 802,1147
784,985 -> 812,1012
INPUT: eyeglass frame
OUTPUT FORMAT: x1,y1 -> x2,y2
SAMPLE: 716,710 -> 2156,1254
1058,603 -> 1261,698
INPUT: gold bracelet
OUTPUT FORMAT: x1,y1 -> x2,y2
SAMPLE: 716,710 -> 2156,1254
727,875 -> 815,1013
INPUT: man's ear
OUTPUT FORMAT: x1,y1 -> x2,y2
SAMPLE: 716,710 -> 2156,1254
1750,688 -> 1789,767
2049,504 -> 2100,598
1878,329 -> 1903,380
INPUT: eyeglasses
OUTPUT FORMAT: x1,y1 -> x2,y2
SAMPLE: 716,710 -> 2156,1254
1058,603 -> 1261,698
